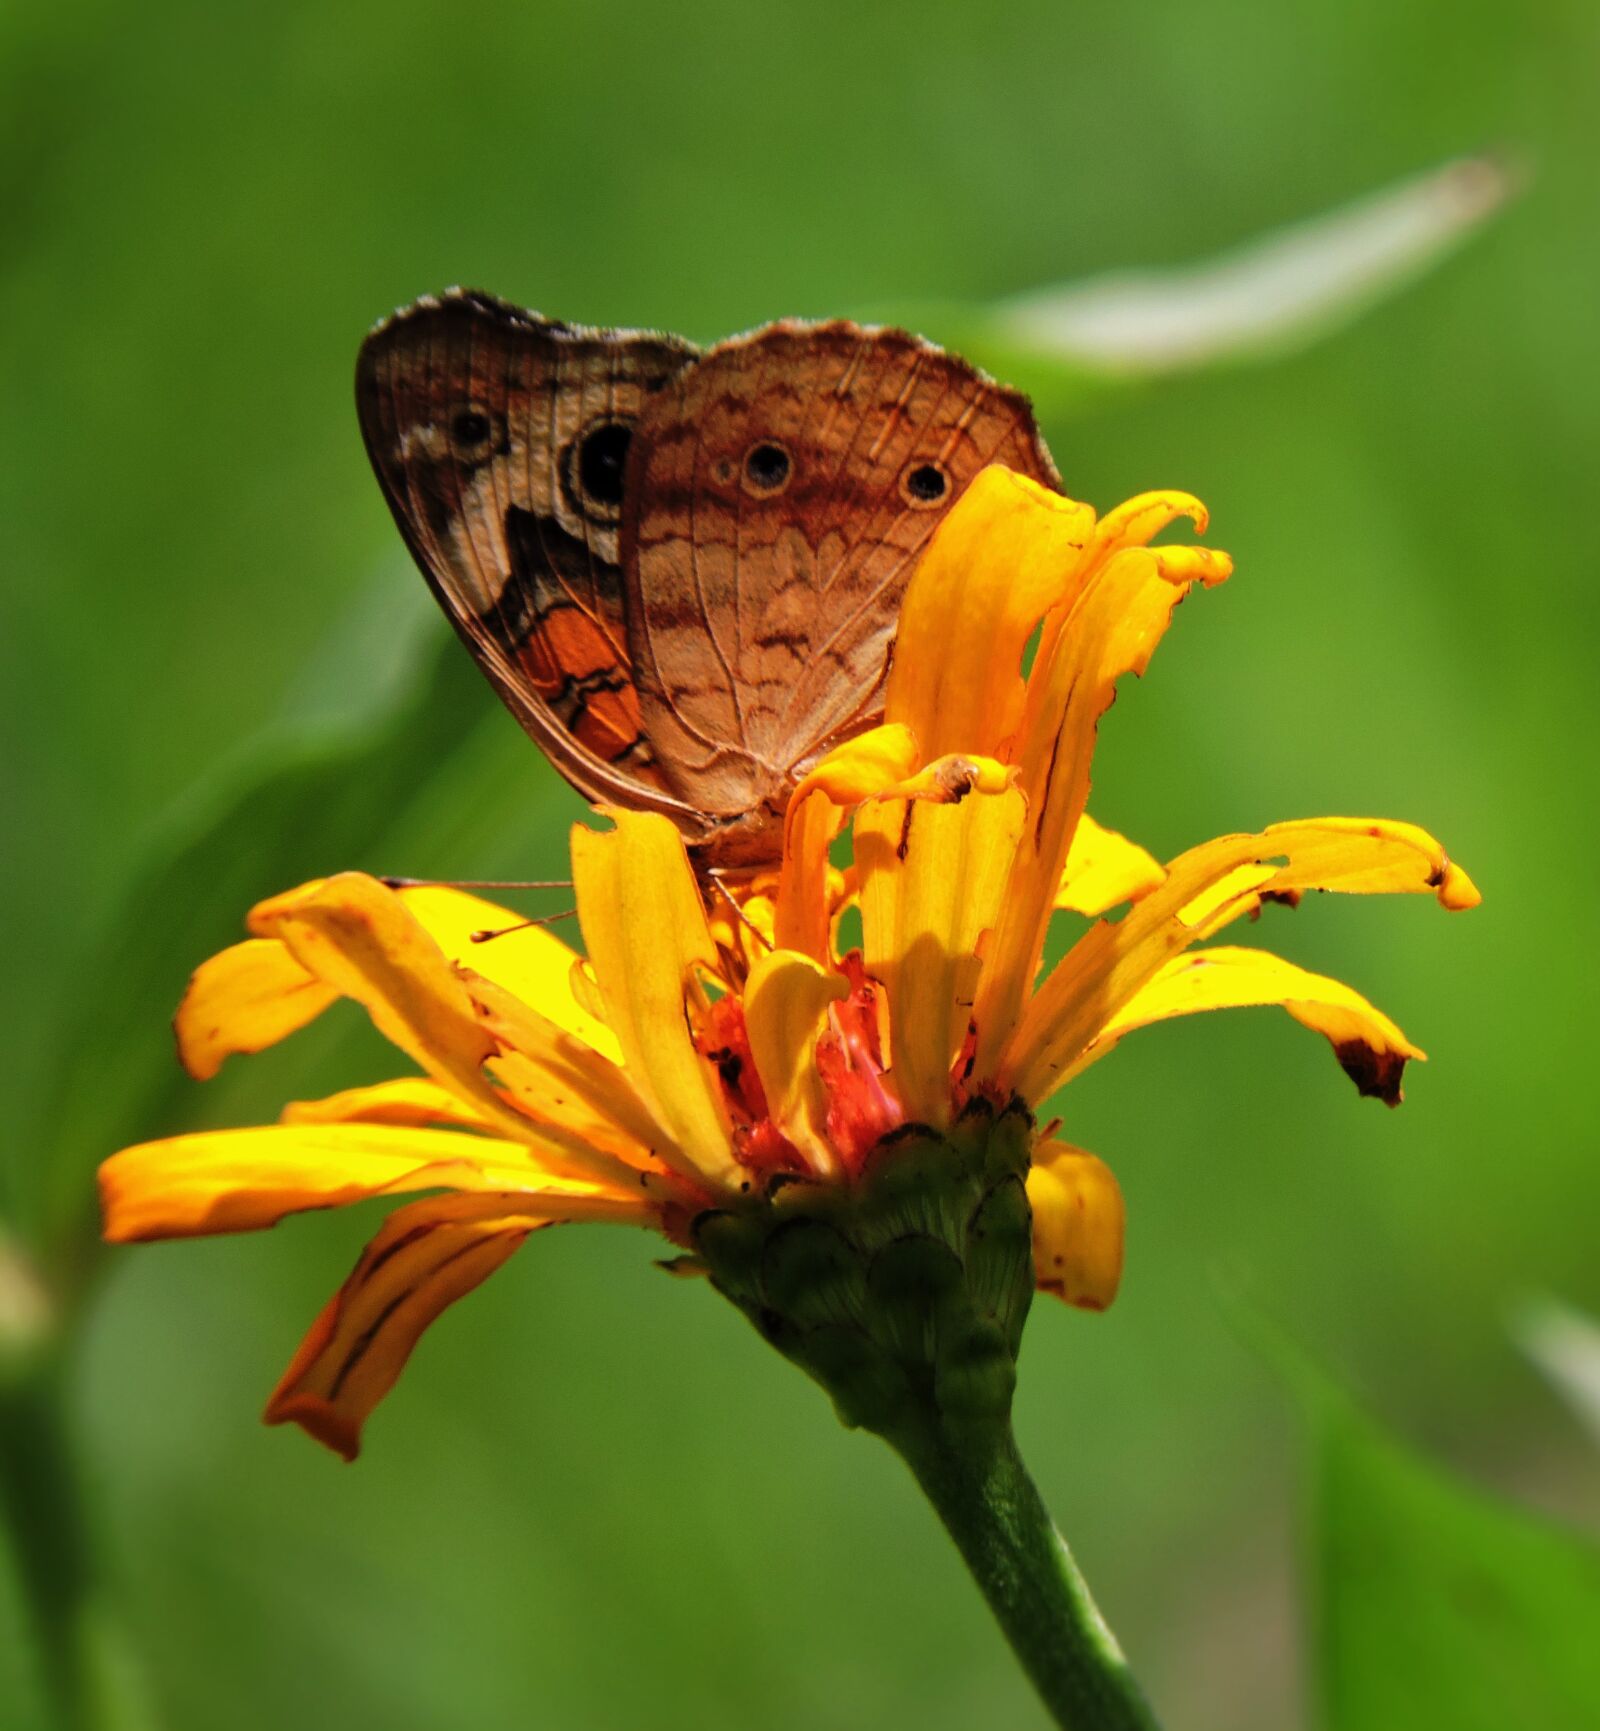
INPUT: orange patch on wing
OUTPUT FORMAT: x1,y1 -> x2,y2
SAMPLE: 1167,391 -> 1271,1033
515,606 -> 643,762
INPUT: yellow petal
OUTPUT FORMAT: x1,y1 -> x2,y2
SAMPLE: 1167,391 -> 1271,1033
463,972 -> 670,1174
392,885 -> 620,1061
776,724 -> 921,962
99,1122 -> 620,1242
1007,817 -> 1476,1103
174,938 -> 338,1081
856,784 -> 1026,1126
263,1189 -> 652,1460
974,545 -> 1222,1079
281,1078 -> 495,1129
570,812 -> 738,1189
885,466 -> 1096,762
743,949 -> 848,1175
1055,815 -> 1167,916
1028,1142 -> 1125,1310
1082,490 -> 1211,566
248,873 -> 523,1124
1071,946 -> 1425,1105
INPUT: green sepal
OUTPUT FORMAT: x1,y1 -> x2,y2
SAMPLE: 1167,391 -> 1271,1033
693,1099 -> 1035,1440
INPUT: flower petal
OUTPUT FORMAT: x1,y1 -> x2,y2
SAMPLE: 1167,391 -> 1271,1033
974,544 -> 1222,1079
281,1078 -> 494,1129
263,1189 -> 651,1460
775,724 -> 920,961
1027,1142 -> 1125,1310
463,973 -> 671,1175
247,873 -> 533,1131
1082,490 -> 1212,567
390,885 -> 619,1060
570,812 -> 738,1189
884,466 -> 1096,762
743,949 -> 848,1175
1055,815 -> 1166,916
1071,945 -> 1425,1105
1007,817 -> 1476,1103
174,938 -> 338,1080
99,1122 -> 621,1242
856,784 -> 1026,1126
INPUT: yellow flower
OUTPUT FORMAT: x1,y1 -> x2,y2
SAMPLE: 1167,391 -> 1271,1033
100,466 -> 1478,1459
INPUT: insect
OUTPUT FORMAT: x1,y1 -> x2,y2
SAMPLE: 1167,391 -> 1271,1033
356,289 -> 1060,873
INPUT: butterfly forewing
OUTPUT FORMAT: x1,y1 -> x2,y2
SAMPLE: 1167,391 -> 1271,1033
355,290 -> 704,824
622,322 -> 1061,839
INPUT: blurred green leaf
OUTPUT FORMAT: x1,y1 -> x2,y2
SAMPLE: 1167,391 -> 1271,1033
1514,1298 -> 1600,1450
1307,1377 -> 1600,1731
17,612 -> 493,1263
884,155 -> 1513,409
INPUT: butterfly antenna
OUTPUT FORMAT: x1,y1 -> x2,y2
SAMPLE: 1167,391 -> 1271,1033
471,909 -> 578,943
382,876 -> 574,891
706,875 -> 773,953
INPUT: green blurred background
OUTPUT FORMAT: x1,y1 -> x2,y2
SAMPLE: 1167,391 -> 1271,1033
3,2 -> 1597,1727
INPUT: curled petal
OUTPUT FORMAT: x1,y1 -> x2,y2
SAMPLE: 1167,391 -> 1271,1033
1006,817 -> 1476,1104
247,873 -> 533,1143
776,725 -> 920,961
1055,815 -> 1166,916
571,812 -> 738,1189
1028,1142 -> 1125,1310
174,938 -> 338,1080
99,1122 -> 621,1242
1071,946 -> 1425,1105
885,466 -> 1096,762
743,949 -> 848,1176
264,1189 -> 652,1460
856,784 -> 1026,1126
974,544 -> 1223,1079
1083,490 -> 1210,566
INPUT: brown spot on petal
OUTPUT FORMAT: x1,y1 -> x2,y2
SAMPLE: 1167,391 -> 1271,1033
1334,1041 -> 1407,1108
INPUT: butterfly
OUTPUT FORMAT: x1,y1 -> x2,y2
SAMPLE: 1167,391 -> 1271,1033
356,289 -> 1060,873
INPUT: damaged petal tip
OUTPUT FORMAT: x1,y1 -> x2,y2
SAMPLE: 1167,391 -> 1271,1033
1334,1042 -> 1410,1108
263,1392 -> 362,1462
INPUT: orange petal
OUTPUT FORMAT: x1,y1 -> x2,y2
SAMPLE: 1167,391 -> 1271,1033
1055,815 -> 1166,916
1007,817 -> 1476,1103
885,466 -> 1096,762
174,938 -> 338,1080
570,812 -> 738,1189
1070,945 -> 1425,1105
1028,1142 -> 1125,1310
856,784 -> 1026,1126
99,1122 -> 622,1242
974,544 -> 1224,1079
263,1189 -> 652,1460
743,949 -> 848,1175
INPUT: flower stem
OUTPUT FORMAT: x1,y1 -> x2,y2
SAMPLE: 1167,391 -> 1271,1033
891,1415 -> 1160,1731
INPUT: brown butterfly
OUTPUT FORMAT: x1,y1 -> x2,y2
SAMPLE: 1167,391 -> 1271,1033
356,289 -> 1060,873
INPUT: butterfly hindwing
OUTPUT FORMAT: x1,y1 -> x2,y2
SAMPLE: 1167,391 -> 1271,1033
621,321 -> 1061,840
355,289 -> 703,821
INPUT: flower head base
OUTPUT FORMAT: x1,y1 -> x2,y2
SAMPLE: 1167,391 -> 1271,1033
100,466 -> 1477,1458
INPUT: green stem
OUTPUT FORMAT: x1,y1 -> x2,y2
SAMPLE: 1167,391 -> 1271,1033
891,1416 -> 1160,1731
0,1363 -> 95,1731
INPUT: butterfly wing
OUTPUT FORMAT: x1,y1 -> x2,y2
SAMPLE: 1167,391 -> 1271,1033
622,321 -> 1060,845
356,289 -> 707,827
